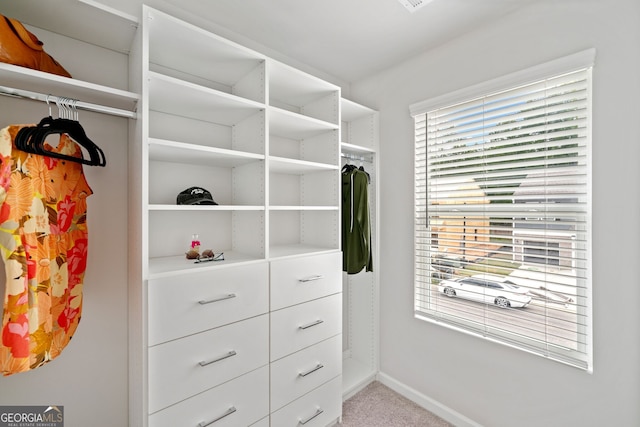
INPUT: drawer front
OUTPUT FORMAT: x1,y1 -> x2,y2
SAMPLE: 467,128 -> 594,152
270,334 -> 342,411
271,293 -> 342,361
149,366 -> 269,427
270,252 -> 342,311
149,314 -> 268,413
270,376 -> 342,427
250,417 -> 270,427
148,262 -> 268,345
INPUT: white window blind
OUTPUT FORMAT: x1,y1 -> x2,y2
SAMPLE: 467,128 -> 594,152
413,60 -> 593,370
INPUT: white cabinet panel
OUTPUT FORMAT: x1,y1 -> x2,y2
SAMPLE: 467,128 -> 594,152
271,293 -> 342,361
149,366 -> 269,427
149,314 -> 268,413
148,262 -> 268,345
270,252 -> 342,310
270,335 -> 342,411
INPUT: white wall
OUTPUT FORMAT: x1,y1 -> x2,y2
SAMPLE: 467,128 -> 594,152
0,31 -> 130,427
351,0 -> 640,426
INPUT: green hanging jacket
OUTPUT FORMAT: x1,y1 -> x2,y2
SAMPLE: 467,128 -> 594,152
342,166 -> 373,274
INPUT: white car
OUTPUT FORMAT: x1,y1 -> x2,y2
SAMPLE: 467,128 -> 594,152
438,274 -> 532,308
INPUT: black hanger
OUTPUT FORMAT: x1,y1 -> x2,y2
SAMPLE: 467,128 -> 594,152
15,97 -> 106,167
342,163 -> 357,173
358,165 -> 371,183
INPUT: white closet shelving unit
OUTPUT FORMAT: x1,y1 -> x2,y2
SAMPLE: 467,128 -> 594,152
130,6 -> 343,427
1,1 -> 379,424
340,99 -> 380,399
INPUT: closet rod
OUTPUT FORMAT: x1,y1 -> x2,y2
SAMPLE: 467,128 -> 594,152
0,85 -> 137,119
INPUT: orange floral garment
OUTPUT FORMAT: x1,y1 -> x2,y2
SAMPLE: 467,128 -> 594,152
0,125 -> 93,375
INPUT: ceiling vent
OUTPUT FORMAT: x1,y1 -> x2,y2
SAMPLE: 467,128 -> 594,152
398,0 -> 433,13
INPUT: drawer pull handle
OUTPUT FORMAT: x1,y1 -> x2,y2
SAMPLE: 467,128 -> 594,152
299,363 -> 324,377
198,350 -> 237,367
197,406 -> 236,427
198,293 -> 236,305
299,408 -> 324,425
299,319 -> 324,330
299,275 -> 324,283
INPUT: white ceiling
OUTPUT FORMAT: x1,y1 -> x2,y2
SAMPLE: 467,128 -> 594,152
4,0 -> 542,84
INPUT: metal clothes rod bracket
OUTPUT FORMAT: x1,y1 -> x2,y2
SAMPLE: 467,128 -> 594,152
0,85 -> 137,119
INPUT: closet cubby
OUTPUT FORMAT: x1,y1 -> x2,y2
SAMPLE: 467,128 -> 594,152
147,8 -> 266,103
0,0 -> 138,62
148,157 -> 265,206
148,72 -> 265,136
269,165 -> 337,205
269,109 -> 339,163
147,210 -> 265,276
341,98 -> 378,151
269,210 -> 339,258
268,61 -> 340,124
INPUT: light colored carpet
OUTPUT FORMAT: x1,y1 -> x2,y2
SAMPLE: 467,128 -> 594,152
340,381 -> 455,427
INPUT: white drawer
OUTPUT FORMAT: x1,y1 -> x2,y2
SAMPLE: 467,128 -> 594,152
148,262 -> 268,345
271,293 -> 342,361
270,334 -> 342,411
250,417 -> 270,427
270,376 -> 342,427
270,252 -> 342,311
149,314 -> 268,413
149,366 -> 269,427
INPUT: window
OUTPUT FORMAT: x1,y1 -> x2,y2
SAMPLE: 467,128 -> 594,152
411,50 -> 594,370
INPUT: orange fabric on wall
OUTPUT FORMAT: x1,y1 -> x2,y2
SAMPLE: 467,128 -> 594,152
0,125 -> 92,375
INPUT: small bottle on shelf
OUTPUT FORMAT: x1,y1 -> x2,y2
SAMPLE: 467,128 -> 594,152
186,233 -> 201,259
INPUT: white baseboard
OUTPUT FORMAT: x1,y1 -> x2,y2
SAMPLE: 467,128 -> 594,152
377,372 -> 483,427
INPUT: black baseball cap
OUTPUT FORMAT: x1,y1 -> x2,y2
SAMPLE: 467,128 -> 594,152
177,187 -> 218,205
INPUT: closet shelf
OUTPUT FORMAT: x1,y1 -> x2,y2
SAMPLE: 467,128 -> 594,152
269,107 -> 338,140
148,205 -> 265,211
268,206 -> 339,211
0,62 -> 139,113
341,142 -> 376,155
148,72 -> 264,124
149,138 -> 264,167
269,156 -> 338,174
148,252 -> 265,278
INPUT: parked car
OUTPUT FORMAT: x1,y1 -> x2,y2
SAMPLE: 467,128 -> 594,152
432,254 -> 464,270
438,273 -> 532,308
428,265 -> 451,280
